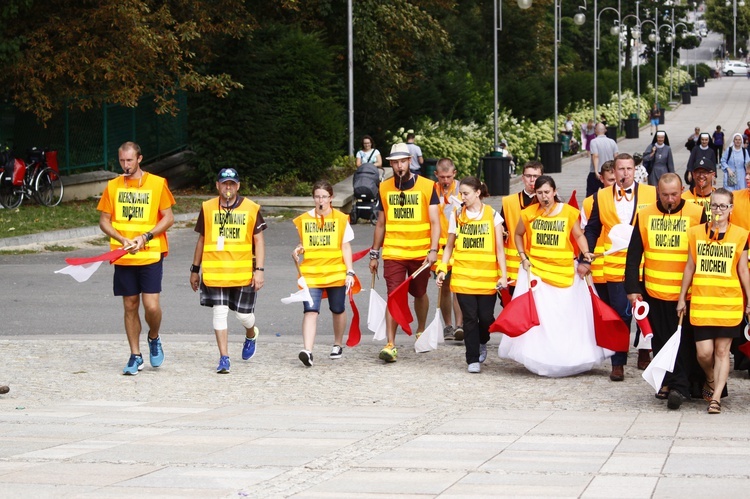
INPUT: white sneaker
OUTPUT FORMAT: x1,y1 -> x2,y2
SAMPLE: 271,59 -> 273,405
330,345 -> 343,359
479,343 -> 488,363
468,362 -> 481,373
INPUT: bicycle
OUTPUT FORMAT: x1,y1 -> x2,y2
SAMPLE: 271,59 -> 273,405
0,147 -> 64,208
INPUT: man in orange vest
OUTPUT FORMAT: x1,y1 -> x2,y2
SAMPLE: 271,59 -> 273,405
190,168 -> 266,374
625,173 -> 706,409
500,161 -> 542,295
581,161 -> 617,303
370,143 -> 441,362
434,158 -> 463,341
681,162 -> 715,222
578,153 -> 657,381
98,141 -> 175,375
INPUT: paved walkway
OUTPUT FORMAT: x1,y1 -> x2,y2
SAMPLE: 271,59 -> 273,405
2,77 -> 750,498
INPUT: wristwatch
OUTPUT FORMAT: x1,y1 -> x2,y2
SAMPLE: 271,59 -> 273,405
190,264 -> 201,273
144,232 -> 154,242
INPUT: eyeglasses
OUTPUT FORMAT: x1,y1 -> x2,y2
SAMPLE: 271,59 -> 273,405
709,203 -> 732,211
313,195 -> 331,200
523,174 -> 540,180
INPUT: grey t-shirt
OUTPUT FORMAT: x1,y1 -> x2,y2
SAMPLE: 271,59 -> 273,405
407,143 -> 422,172
589,136 -> 618,173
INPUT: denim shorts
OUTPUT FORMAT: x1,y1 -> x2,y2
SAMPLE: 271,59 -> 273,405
304,285 -> 346,314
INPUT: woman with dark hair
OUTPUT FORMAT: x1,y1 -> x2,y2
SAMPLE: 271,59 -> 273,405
642,131 -> 675,186
685,133 -> 716,188
292,180 -> 356,367
677,188 -> 750,414
356,135 -> 382,180
498,175 -> 609,377
720,133 -> 749,192
436,176 -> 507,374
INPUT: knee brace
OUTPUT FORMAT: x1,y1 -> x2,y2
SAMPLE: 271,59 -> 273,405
235,312 -> 255,329
212,305 -> 229,330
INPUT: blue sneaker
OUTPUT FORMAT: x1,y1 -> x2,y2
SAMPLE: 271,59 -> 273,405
242,327 -> 259,360
123,354 -> 144,375
216,355 -> 231,374
148,336 -> 164,367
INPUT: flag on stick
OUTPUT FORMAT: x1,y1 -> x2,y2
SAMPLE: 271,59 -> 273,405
588,278 -> 630,351
56,247 -> 132,282
346,289 -> 361,347
642,315 -> 683,393
490,273 -> 539,337
368,272 -> 387,341
414,289 -> 445,353
387,262 -> 430,335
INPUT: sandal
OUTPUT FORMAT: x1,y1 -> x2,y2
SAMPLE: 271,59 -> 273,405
708,399 -> 721,414
702,380 -> 715,402
655,386 -> 670,400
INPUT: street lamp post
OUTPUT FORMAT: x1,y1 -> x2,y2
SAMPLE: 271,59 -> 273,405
493,0 -> 535,149
622,10 -> 642,119
726,0 -> 746,58
553,1 -> 587,140
641,15 -> 671,107
595,7 -> 622,128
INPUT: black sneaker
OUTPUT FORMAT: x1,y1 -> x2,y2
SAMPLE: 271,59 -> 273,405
330,345 -> 343,359
667,390 -> 686,410
299,350 -> 313,367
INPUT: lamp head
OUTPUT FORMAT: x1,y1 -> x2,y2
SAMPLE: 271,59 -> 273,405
611,25 -> 620,36
665,35 -> 673,43
648,33 -> 656,42
574,12 -> 586,25
517,0 -> 533,9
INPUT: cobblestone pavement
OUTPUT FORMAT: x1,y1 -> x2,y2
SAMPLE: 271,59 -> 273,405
3,77 -> 750,497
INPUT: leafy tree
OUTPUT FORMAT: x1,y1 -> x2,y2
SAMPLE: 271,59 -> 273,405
0,0 -> 253,122
189,25 -> 345,186
705,0 -> 750,57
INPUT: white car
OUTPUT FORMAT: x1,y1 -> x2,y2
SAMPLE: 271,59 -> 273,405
722,60 -> 749,76
699,28 -> 708,37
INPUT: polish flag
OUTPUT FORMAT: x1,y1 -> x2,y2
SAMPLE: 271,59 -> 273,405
55,247 -> 131,283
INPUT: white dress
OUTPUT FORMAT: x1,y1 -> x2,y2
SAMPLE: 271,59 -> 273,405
497,266 -> 612,377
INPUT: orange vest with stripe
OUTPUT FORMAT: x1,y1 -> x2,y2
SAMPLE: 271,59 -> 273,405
101,172 -> 174,266
688,223 -> 749,327
435,180 -> 460,268
639,202 -> 703,300
450,206 -> 500,295
293,210 -> 348,288
730,189 -> 750,230
596,183 -> 656,282
502,192 -> 536,281
201,197 -> 260,287
682,188 -> 713,223
522,203 -> 579,288
583,195 -> 606,284
381,176 -> 435,260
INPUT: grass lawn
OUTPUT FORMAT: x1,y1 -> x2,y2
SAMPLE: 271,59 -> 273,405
1,196 -> 206,239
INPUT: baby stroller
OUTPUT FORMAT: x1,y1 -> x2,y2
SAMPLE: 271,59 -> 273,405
350,162 -> 380,225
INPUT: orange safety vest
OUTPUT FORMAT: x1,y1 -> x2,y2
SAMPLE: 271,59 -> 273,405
682,188 -> 713,223
730,189 -> 750,230
450,205 -> 500,295
201,197 -> 260,287
502,192 -> 537,281
583,195 -> 606,284
435,180 -> 460,268
381,175 -> 436,260
522,203 -> 579,288
596,183 -> 656,282
639,202 -> 703,300
293,209 -> 348,288
688,223 -> 749,327
98,172 -> 174,266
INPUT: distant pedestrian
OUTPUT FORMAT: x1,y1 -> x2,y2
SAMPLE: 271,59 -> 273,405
642,131 -> 675,185
649,103 -> 661,135
406,133 -> 423,176
713,125 -> 725,164
587,123 -> 618,196
720,133 -> 749,191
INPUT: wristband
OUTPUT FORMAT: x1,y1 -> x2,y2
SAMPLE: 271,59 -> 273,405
346,270 -> 355,276
144,231 -> 154,242
370,248 -> 381,260
255,267 -> 265,272
190,264 -> 201,273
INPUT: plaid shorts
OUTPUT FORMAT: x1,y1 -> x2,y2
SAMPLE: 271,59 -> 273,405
199,283 -> 258,314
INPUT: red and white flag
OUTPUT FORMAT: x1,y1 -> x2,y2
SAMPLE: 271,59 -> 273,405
55,247 -> 131,283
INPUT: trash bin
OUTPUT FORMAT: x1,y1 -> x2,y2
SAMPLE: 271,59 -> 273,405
629,113 -> 638,119
536,142 -> 562,174
690,83 -> 698,96
658,107 -> 666,125
481,155 -> 510,196
561,133 -> 571,153
606,125 -> 618,141
624,118 -> 639,139
696,75 -> 705,87
422,158 -> 438,181
681,91 -> 691,104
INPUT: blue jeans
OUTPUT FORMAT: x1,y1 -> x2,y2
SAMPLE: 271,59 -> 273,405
303,286 -> 346,314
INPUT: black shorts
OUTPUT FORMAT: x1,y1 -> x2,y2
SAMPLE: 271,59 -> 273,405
113,258 -> 164,296
199,283 -> 258,314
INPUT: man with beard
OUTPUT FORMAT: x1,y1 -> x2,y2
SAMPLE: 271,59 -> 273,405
682,162 -> 716,222
625,173 -> 706,409
370,143 -> 440,362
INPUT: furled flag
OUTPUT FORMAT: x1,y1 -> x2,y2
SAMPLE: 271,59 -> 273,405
386,263 -> 430,336
642,316 -> 683,393
281,277 -> 314,306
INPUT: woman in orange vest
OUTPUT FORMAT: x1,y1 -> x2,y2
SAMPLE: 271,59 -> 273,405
677,188 -> 750,414
292,180 -> 356,367
436,176 -> 507,374
499,175 -> 610,377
